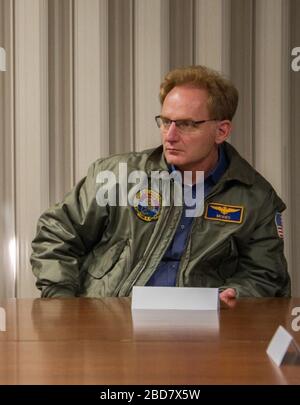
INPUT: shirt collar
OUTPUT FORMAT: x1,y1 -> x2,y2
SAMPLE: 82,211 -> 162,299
206,143 -> 228,185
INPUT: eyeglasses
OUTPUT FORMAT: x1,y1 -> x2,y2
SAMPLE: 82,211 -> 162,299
155,115 -> 217,133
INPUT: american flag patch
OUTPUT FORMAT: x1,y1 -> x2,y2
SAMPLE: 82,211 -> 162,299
275,212 -> 284,239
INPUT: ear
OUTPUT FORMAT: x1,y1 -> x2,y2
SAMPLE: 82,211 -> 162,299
215,120 -> 232,144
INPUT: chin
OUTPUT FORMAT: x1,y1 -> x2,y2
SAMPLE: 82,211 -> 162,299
165,155 -> 184,167
165,150 -> 183,163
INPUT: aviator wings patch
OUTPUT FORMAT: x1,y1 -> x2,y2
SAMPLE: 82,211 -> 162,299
205,202 -> 244,223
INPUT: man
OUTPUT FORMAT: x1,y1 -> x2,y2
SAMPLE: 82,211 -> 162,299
31,65 -> 291,306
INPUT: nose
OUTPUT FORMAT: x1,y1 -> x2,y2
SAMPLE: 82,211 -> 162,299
165,121 -> 179,142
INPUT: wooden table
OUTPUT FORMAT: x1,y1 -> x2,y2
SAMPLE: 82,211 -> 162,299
0,297 -> 299,385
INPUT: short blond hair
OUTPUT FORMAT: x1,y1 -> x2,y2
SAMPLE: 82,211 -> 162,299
159,65 -> 239,121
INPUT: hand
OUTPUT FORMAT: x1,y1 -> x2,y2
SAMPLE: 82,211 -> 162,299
219,288 -> 237,308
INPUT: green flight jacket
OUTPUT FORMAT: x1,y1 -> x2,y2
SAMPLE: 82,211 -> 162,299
31,142 -> 291,298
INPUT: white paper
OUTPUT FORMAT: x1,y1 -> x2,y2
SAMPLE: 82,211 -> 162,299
132,309 -> 219,334
0,307 -> 6,332
131,286 -> 219,310
266,325 -> 293,366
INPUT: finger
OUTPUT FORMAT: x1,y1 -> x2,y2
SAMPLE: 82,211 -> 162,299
226,288 -> 236,298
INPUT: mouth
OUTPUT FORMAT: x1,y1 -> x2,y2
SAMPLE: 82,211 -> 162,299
165,147 -> 182,153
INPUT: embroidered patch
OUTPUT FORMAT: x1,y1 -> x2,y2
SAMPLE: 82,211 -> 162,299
204,202 -> 244,223
133,189 -> 161,222
275,212 -> 284,239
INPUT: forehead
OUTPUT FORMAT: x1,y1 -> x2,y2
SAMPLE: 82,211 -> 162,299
162,85 -> 209,117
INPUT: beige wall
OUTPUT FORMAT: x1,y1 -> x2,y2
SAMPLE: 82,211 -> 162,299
0,0 -> 299,298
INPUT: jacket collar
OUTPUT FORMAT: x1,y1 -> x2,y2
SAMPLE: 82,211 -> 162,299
221,142 -> 256,186
145,142 -> 256,186
145,145 -> 168,174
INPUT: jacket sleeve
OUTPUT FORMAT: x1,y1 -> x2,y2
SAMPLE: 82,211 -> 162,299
31,160 -> 108,298
219,190 -> 291,297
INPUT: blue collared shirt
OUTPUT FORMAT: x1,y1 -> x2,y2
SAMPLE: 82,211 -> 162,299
146,145 -> 229,286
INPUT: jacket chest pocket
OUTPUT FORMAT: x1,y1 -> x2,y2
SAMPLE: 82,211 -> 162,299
196,238 -> 238,282
81,239 -> 131,297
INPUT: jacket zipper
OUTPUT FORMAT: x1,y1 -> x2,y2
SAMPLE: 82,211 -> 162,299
175,217 -> 197,286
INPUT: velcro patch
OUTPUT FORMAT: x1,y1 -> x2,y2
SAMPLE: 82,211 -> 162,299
133,189 -> 161,222
204,202 -> 244,224
275,212 -> 284,239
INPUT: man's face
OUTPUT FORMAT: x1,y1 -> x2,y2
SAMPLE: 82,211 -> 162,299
161,85 -> 223,173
